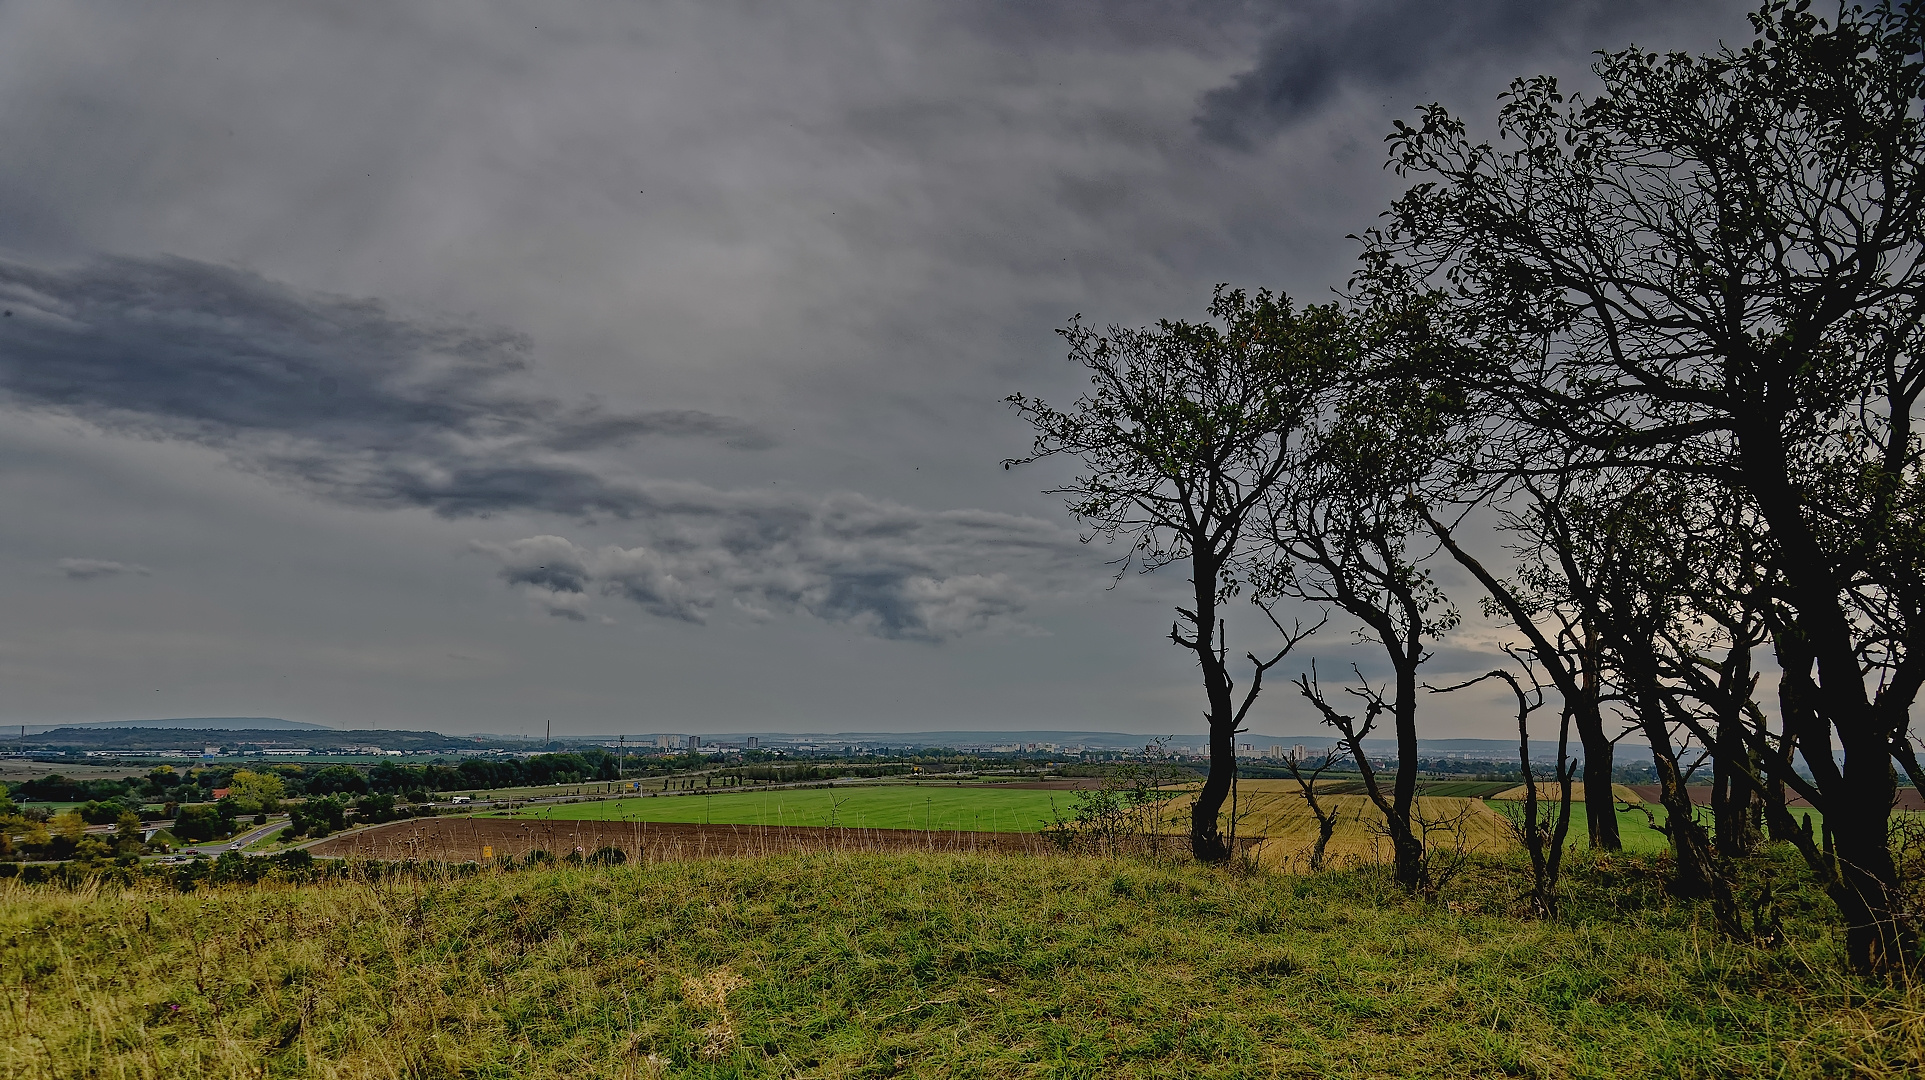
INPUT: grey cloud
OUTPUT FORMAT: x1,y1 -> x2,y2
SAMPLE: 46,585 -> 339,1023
57,558 -> 150,580
0,254 -> 769,516
474,490 -> 1076,642
0,253 -> 1082,642
1195,0 -> 1722,146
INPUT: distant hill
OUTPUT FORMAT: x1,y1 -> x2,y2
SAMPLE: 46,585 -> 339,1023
1,726 -> 491,753
9,716 -> 332,734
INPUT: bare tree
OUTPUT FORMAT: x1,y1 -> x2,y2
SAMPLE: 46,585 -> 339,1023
1281,745 -> 1348,872
1431,657 -> 1574,918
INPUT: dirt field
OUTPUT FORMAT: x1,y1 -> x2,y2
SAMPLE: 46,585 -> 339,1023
306,817 -> 1058,863
965,778 -> 1112,790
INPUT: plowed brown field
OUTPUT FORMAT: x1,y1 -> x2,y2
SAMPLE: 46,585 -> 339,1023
306,817 -> 1057,863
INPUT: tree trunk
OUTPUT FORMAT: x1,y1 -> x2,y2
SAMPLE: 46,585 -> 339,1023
1190,710 -> 1236,862
1389,659 -> 1424,889
1827,723 -> 1913,972
1186,557 -> 1236,864
1712,715 -> 1763,859
1646,724 -> 1716,899
1742,429 -> 1914,972
1629,666 -> 1716,898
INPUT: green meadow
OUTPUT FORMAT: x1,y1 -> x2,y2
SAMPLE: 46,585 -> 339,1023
495,783 -> 1069,833
495,782 -> 1810,859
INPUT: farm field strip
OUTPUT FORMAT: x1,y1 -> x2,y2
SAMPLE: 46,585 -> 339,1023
494,784 -> 1071,833
489,780 -> 1690,862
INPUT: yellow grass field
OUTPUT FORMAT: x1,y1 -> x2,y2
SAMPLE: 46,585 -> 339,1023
1489,782 -> 1644,803
1157,781 -> 1518,870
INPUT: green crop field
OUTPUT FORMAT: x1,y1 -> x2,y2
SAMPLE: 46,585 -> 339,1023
493,783 -> 1071,833
493,781 -> 1786,861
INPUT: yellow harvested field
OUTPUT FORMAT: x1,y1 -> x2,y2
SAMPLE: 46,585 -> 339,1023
1156,781 -> 1518,871
1489,782 -> 1643,803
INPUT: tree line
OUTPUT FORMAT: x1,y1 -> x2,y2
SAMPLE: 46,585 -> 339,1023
1009,1 -> 1925,974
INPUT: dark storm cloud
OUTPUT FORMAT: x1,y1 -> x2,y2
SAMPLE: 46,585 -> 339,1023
1195,0 -> 1722,146
0,253 -> 1078,640
474,492 -> 1074,642
0,254 -> 769,516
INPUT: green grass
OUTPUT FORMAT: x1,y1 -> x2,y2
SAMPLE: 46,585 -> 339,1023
495,784 -> 1069,833
3,849 -> 1921,1078
1550,803 -> 1827,855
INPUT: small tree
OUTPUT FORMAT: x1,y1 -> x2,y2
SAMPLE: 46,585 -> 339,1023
1434,658 -> 1574,917
226,769 -> 286,815
1280,748 -> 1348,872
1007,288 -> 1340,861
1258,326 -> 1467,891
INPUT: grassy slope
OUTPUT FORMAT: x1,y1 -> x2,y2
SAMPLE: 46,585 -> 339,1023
4,852 -> 1921,1079
499,785 -> 1068,833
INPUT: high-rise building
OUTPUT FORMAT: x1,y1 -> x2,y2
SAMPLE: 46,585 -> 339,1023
746,736 -> 760,749
687,735 -> 702,751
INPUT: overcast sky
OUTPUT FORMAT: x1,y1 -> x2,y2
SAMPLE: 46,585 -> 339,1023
0,0 -> 1750,738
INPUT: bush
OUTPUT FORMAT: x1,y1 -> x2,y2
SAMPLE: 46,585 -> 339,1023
289,798 -> 347,837
352,793 -> 397,825
586,846 -> 626,866
173,804 -> 227,843
79,799 -> 136,826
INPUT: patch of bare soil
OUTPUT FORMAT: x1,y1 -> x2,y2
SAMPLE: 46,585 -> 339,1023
963,779 -> 1113,790
305,817 -> 1057,863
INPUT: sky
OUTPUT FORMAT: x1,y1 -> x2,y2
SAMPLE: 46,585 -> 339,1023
0,0 -> 1751,739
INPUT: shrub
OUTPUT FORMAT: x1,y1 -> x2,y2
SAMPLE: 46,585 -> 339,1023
173,804 -> 227,843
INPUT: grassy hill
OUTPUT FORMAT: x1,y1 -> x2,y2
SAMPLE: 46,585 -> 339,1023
3,850 -> 1921,1078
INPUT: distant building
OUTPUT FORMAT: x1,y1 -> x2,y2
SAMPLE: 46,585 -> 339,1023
688,735 -> 702,751
746,737 -> 760,749
656,735 -> 682,750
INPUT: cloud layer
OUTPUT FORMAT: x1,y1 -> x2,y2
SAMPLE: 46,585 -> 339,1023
477,491 -> 1071,641
0,254 -> 769,518
1195,0 -> 1717,146
0,254 -> 1077,640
